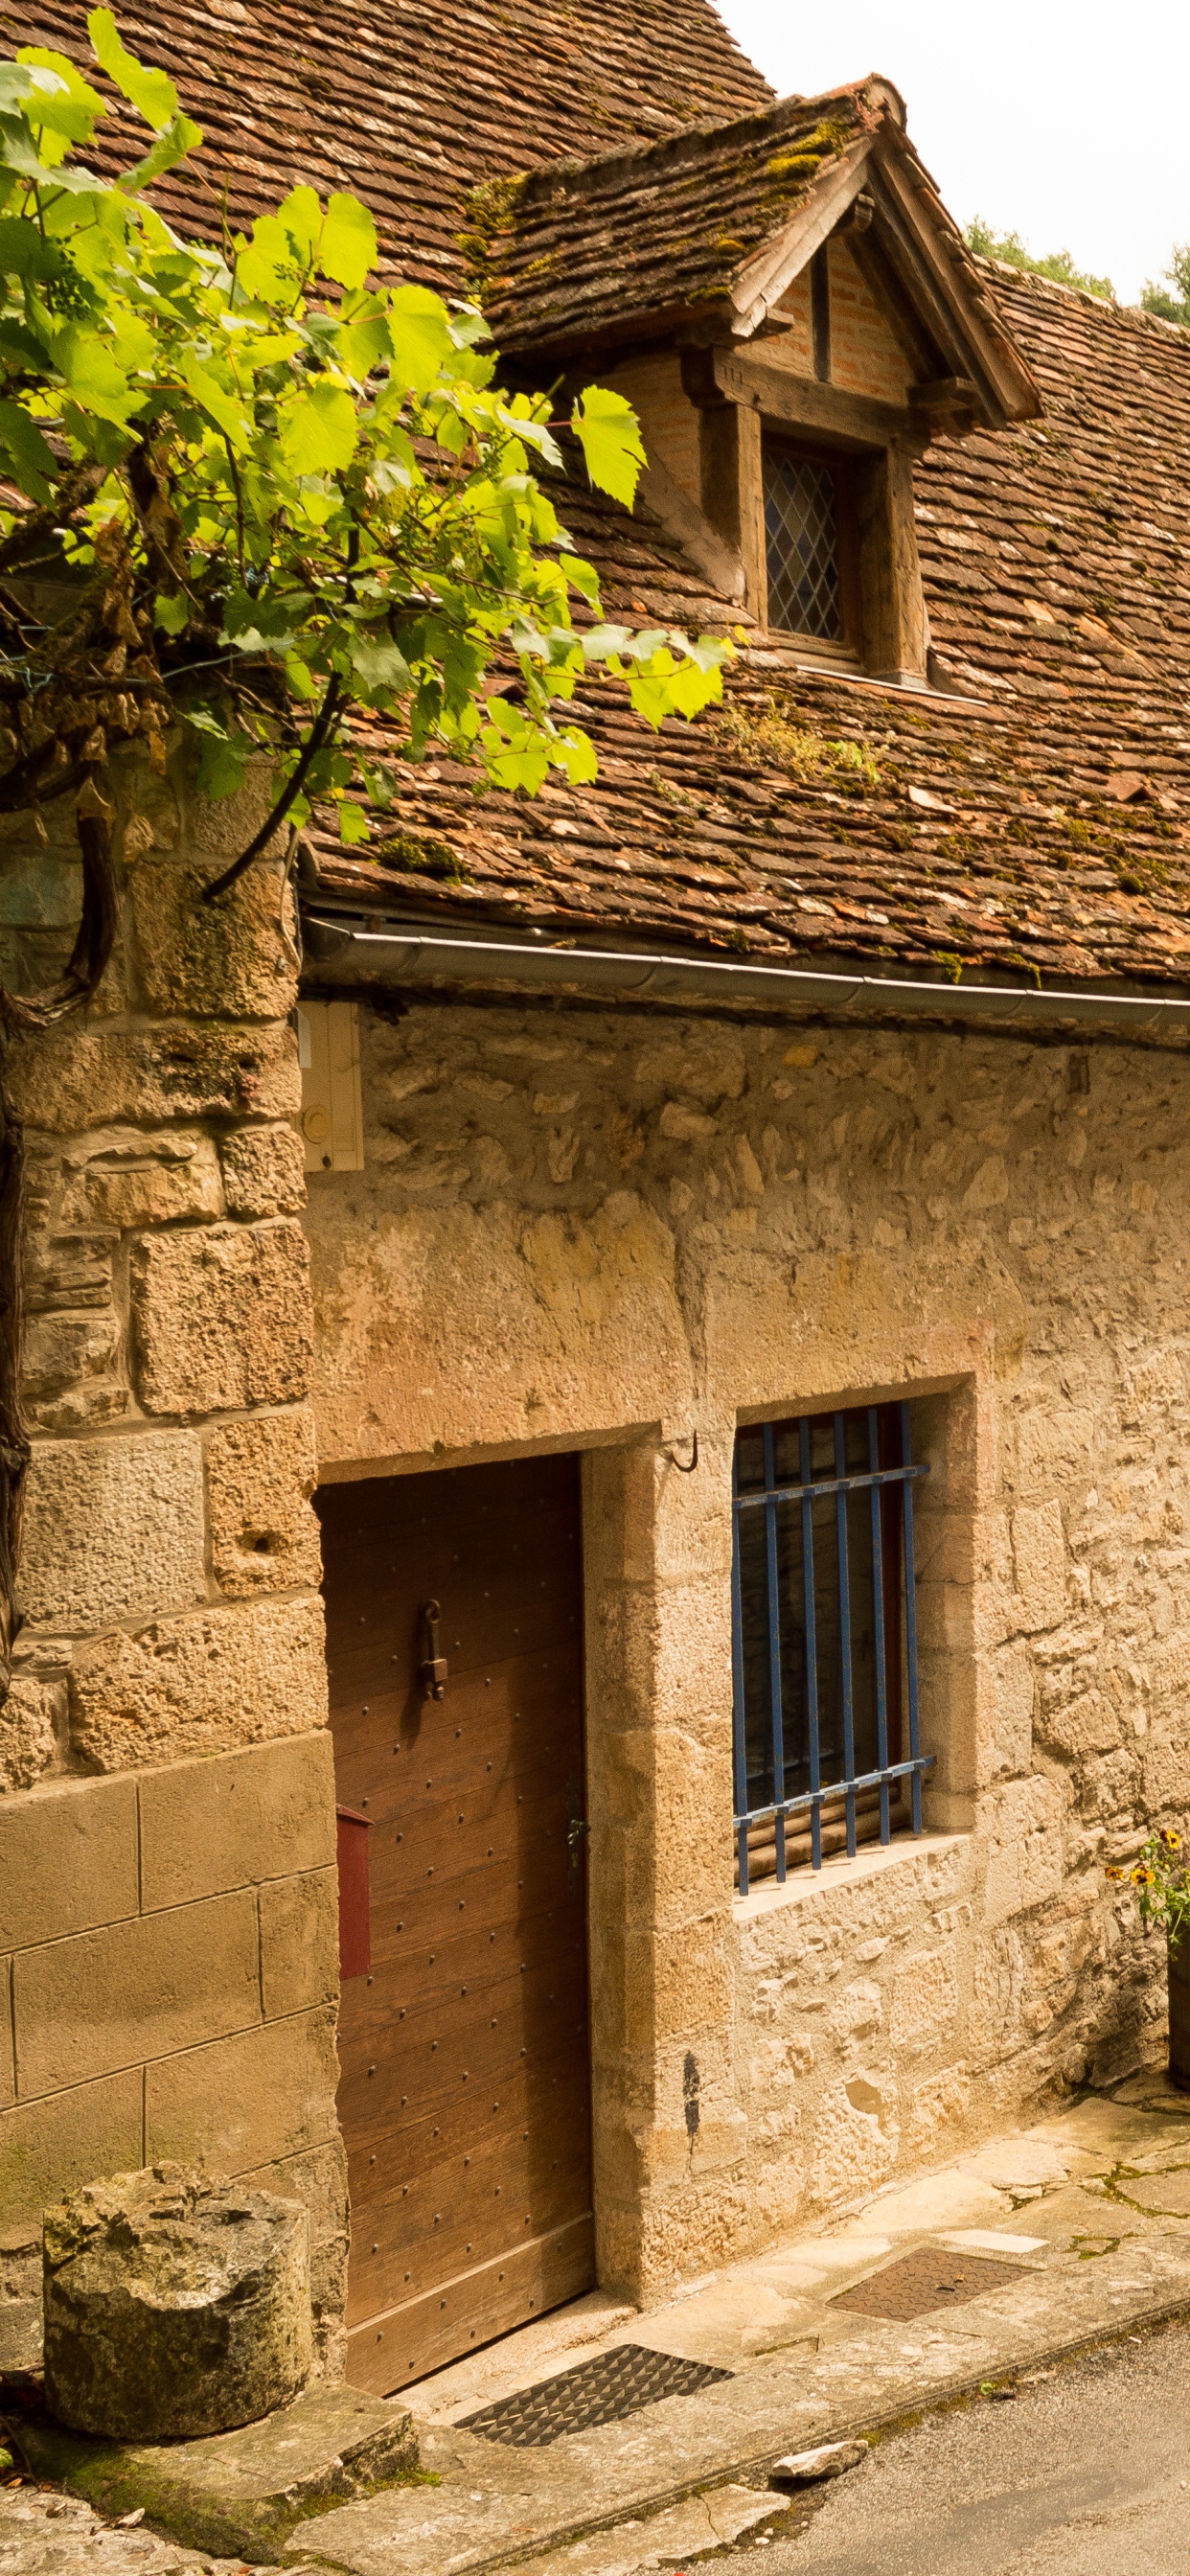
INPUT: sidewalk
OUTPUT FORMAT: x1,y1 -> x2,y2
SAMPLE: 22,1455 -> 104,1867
292,2070 -> 1190,2576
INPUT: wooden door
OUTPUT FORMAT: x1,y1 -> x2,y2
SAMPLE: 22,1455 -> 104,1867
317,1454 -> 593,2393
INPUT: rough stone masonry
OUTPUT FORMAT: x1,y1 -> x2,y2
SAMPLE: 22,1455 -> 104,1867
301,985 -> 1187,2298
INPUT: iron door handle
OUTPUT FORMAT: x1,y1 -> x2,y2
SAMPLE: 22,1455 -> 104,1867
566,1813 -> 589,1890
421,1598 -> 448,1700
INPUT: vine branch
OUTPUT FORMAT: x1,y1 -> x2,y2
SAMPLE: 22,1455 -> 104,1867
200,672 -> 345,903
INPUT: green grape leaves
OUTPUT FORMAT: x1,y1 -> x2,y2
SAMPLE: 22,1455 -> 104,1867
0,13 -> 730,851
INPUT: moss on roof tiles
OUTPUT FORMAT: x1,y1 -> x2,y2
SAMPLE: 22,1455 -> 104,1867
481,84 -> 875,350
29,0 -> 1190,997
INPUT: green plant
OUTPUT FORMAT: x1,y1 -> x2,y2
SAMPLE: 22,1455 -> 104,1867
1108,1829 -> 1190,1950
715,694 -> 880,793
0,12 -> 731,898
965,218 -> 1114,302
1141,244 -> 1190,327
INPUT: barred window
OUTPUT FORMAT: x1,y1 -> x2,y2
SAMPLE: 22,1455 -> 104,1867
731,1404 -> 931,1891
763,447 -> 847,642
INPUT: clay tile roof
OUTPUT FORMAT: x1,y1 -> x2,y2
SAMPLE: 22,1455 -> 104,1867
309,269 -> 1190,1002
20,0 -> 771,291
475,80 -> 883,356
21,2 -> 1190,1000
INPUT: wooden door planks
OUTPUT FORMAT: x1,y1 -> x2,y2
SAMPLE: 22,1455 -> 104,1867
346,2215 -> 597,2397
318,1452 -> 593,2391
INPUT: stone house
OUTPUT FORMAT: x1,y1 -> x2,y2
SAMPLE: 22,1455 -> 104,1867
5,0 -> 1190,2397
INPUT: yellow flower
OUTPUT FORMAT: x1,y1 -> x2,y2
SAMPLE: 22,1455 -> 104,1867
1165,1831 -> 1182,1851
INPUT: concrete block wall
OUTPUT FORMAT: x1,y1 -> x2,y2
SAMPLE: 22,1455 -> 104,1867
0,749 -> 342,2367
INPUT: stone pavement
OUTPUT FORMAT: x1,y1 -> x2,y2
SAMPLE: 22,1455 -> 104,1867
11,2073 -> 1190,2574
0,2483 -> 324,2576
293,2073 -> 1190,2575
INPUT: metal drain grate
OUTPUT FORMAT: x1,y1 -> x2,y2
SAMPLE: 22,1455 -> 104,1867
832,2246 -> 1030,2323
460,2342 -> 733,2447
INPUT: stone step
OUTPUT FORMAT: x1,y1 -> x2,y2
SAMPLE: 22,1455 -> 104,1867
11,2380 -> 419,2566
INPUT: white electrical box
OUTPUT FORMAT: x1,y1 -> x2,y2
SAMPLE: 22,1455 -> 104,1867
298,1000 -> 364,1173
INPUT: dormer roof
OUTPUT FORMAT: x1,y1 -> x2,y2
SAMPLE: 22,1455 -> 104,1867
478,80 -> 1040,429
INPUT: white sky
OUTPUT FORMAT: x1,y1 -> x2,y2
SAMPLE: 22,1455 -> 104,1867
715,0 -> 1187,307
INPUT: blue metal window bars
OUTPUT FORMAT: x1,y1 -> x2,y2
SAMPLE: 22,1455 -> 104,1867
731,1402 -> 932,1892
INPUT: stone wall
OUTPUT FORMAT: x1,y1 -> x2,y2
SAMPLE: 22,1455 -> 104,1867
0,751 -> 342,2367
306,994 -> 1180,2299
0,1736 -> 342,2370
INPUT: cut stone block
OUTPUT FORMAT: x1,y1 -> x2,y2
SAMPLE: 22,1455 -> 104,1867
42,2164 -> 312,2440
13,2377 -> 419,2565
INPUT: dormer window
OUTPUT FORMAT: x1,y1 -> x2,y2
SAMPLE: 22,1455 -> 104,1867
762,439 -> 859,659
481,75 -> 1041,691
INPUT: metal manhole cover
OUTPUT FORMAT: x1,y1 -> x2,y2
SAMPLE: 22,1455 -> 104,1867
832,2246 -> 1030,2323
460,2342 -> 733,2447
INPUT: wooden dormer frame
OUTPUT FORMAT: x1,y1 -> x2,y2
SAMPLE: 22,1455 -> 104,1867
503,81 -> 1040,683
721,113 -> 1038,437
682,343 -> 930,682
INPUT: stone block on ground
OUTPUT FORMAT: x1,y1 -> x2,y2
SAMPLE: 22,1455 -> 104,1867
42,2165 -> 312,2440
0,2481 -> 318,2576
770,2438 -> 871,2483
11,2377 -> 419,2566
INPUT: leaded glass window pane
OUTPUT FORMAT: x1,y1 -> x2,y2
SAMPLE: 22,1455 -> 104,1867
763,448 -> 843,640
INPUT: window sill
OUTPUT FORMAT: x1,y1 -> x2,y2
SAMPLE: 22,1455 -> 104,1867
744,645 -> 995,712
767,636 -> 862,672
731,1827 -> 970,1922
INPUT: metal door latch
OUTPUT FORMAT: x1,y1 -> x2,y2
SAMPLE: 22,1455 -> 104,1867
420,1599 -> 448,1701
565,1772 -> 589,1887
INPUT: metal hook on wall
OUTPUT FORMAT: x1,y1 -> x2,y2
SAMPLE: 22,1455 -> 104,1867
662,1429 -> 698,1474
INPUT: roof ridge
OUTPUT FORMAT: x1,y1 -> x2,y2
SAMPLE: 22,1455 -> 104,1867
508,78 -> 889,206
983,254 -> 1190,345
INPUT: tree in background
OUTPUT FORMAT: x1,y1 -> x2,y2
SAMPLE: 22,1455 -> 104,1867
1141,247 -> 1190,328
965,218 -> 1114,302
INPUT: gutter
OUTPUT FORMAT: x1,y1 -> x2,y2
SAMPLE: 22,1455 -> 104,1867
300,908 -> 1190,1044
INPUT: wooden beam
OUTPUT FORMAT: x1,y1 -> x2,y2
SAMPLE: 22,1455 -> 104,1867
866,144 -> 1025,423
710,348 -> 918,454
857,440 -> 927,682
811,246 -> 831,382
637,452 -> 746,603
737,403 -> 767,622
909,377 -> 981,437
698,400 -> 767,621
863,172 -> 984,397
729,136 -> 873,334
